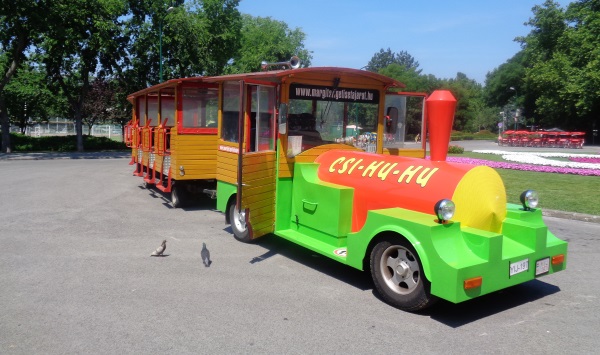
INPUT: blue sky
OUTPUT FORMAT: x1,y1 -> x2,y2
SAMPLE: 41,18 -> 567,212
238,0 -> 573,84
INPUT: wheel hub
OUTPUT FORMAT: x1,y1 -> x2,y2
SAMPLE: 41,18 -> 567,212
396,261 -> 410,278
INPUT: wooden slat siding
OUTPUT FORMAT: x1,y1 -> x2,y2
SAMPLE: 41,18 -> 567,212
142,151 -> 150,166
277,135 -> 294,178
170,133 -> 218,180
154,155 -> 163,172
382,148 -> 425,158
242,151 -> 276,238
216,141 -> 239,184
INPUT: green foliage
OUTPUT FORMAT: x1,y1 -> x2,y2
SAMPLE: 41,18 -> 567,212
450,130 -> 497,141
486,0 -> 600,134
1,133 -> 126,152
447,145 -> 464,154
227,14 -> 312,73
366,48 -> 421,73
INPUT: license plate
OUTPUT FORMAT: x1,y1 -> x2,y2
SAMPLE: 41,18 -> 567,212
535,258 -> 550,276
510,258 -> 529,277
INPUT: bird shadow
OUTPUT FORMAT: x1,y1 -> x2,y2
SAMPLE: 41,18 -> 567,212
150,254 -> 170,257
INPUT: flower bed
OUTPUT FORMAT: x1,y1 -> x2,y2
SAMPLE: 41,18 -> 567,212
441,150 -> 600,176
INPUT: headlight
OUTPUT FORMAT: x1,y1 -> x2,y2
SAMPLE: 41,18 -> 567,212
434,199 -> 455,223
520,189 -> 539,210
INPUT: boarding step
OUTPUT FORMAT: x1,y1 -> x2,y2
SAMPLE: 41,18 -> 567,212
276,229 -> 349,264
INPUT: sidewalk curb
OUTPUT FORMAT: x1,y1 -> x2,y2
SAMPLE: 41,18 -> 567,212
0,151 -> 130,160
543,209 -> 600,224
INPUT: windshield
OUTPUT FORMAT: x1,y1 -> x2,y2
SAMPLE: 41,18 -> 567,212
287,84 -> 380,153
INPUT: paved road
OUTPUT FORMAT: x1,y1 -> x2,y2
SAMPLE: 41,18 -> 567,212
1,157 -> 599,354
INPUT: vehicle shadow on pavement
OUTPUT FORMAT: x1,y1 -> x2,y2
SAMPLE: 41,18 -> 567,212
246,233 -> 561,323
249,234 -> 373,291
141,185 -> 218,211
426,280 -> 561,327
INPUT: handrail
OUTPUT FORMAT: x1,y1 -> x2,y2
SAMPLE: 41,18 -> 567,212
156,117 -> 171,157
141,119 -> 153,153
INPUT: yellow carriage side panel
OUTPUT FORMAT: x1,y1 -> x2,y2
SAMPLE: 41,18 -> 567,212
216,140 -> 239,185
242,151 -> 277,238
278,135 -> 294,178
170,133 -> 218,180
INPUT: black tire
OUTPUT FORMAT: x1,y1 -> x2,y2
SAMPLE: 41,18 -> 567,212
171,183 -> 187,208
228,202 -> 252,243
370,239 -> 436,311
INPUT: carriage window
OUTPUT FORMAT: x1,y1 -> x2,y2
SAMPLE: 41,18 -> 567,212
383,95 -> 424,149
147,93 -> 159,126
249,85 -> 275,151
136,96 -> 146,124
221,81 -> 241,142
161,88 -> 176,127
180,85 -> 218,133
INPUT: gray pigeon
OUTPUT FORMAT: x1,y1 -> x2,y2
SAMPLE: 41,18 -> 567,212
201,242 -> 211,267
151,240 -> 167,256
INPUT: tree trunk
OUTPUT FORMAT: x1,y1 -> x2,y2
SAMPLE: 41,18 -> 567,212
0,94 -> 11,153
74,110 -> 84,152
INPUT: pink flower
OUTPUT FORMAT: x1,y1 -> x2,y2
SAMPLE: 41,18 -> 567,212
428,156 -> 600,176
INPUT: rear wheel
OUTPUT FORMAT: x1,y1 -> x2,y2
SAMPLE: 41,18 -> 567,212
370,239 -> 435,311
228,202 -> 251,243
171,183 -> 188,208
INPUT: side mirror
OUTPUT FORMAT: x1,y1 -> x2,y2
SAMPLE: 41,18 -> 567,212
278,103 -> 288,135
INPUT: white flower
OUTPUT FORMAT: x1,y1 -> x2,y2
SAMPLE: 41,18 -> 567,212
473,150 -> 600,170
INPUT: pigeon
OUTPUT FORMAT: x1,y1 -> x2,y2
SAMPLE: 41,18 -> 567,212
201,242 -> 211,267
151,240 -> 167,256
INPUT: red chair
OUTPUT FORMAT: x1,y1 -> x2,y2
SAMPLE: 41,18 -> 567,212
568,132 -> 585,149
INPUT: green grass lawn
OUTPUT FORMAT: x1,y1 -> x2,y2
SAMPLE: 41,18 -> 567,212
449,152 -> 600,216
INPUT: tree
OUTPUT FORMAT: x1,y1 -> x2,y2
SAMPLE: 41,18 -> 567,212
365,48 -> 421,73
515,0 -> 600,132
227,14 -> 312,73
4,60 -> 60,133
40,0 -> 129,152
441,72 -> 485,132
0,1 -> 55,152
82,78 -> 114,135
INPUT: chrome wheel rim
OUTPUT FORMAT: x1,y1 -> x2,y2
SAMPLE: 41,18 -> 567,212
232,208 -> 247,233
379,245 -> 420,295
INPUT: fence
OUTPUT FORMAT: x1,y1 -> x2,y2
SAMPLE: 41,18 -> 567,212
9,121 -> 123,142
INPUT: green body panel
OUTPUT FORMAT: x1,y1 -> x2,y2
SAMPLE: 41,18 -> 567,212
272,160 -> 567,304
344,205 -> 567,303
274,163 -> 353,261
290,163 -> 353,238
216,180 -> 237,213
275,177 -> 293,231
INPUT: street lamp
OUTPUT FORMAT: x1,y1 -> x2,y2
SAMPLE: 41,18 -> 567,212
509,86 -> 517,130
159,6 -> 174,83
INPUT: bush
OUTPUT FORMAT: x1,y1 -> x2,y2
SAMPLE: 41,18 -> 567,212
448,145 -> 464,154
450,130 -> 497,141
1,133 -> 127,152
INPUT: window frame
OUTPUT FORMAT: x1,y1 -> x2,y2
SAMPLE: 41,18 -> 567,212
177,83 -> 220,135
